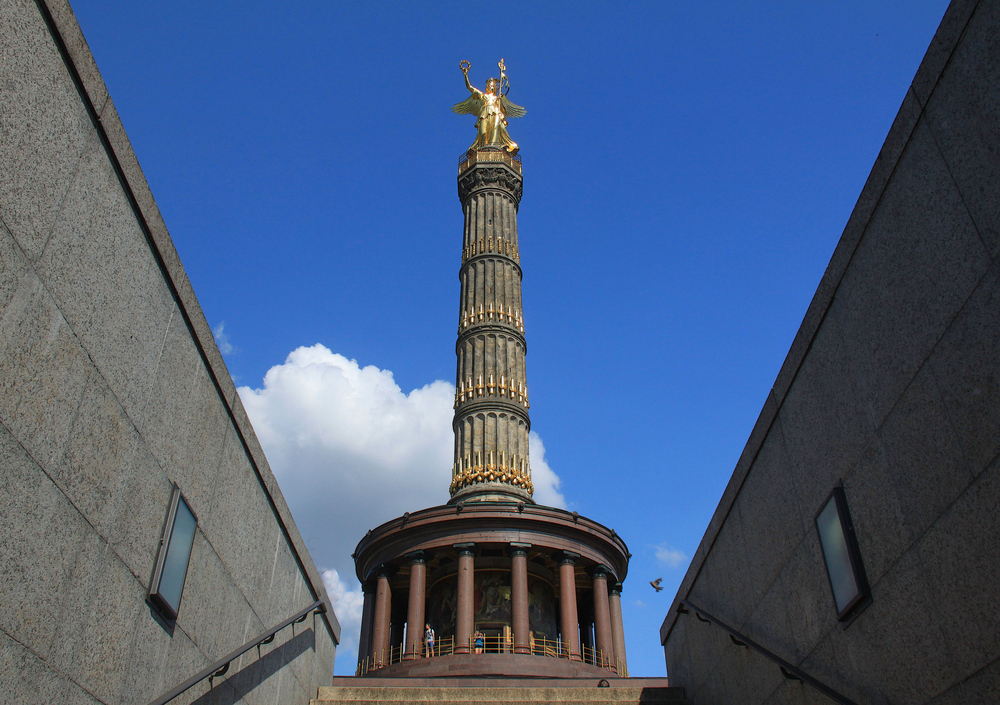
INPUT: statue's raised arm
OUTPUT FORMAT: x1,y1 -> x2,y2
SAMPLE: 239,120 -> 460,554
452,59 -> 525,156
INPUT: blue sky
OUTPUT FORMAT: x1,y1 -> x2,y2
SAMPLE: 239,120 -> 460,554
72,0 -> 950,678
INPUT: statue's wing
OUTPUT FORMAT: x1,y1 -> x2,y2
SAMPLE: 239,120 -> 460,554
500,95 -> 526,119
451,95 -> 483,115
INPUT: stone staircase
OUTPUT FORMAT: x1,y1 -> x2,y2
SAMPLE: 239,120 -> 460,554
313,677 -> 689,705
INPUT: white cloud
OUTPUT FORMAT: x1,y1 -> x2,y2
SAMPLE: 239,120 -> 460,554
238,344 -> 565,672
321,568 -> 365,671
527,431 -> 565,508
213,321 -> 235,354
655,544 -> 688,569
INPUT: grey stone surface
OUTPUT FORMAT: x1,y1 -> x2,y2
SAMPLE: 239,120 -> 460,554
928,259 -> 1000,478
44,0 -> 109,115
829,547 -> 958,704
0,0 -> 94,261
0,421 -> 87,659
0,4 -> 337,703
878,365 -> 973,543
37,130 -> 175,427
734,417 -> 806,606
687,500 -> 755,630
664,5 -> 1000,702
841,437 -> 911,586
834,117 -> 990,430
46,531 -> 148,705
205,430 -> 285,618
924,0 -> 1000,257
0,266 -> 92,470
777,306 -> 873,505
771,534 -> 836,665
0,630 -> 102,705
177,532 -> 257,661
0,222 -> 31,318
49,366 -> 176,582
910,0 -> 979,108
139,308 -> 230,511
917,456 -> 1000,681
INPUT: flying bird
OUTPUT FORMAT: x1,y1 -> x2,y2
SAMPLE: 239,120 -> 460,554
650,578 -> 663,592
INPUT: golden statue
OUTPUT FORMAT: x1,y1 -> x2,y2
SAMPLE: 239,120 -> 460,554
452,59 -> 526,156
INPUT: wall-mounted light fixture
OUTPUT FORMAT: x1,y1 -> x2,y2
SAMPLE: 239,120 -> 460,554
815,486 -> 870,622
149,484 -> 198,621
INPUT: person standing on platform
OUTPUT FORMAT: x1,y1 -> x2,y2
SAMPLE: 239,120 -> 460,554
424,624 -> 435,658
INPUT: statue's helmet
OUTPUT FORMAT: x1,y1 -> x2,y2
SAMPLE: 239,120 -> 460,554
486,78 -> 500,92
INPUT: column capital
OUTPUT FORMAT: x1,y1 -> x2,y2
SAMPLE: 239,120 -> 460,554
611,582 -> 623,595
374,563 -> 397,579
453,542 -> 476,556
508,542 -> 531,557
404,550 -> 426,565
457,161 -> 523,206
559,550 -> 580,565
588,564 -> 612,579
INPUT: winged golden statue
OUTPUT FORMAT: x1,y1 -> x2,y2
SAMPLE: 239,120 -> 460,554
452,59 -> 526,156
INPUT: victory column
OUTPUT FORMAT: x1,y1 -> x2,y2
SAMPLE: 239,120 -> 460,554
352,60 -> 630,679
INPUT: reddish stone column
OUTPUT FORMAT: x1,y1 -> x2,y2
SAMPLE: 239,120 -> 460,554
609,583 -> 628,676
591,566 -> 615,671
455,544 -> 475,654
357,581 -> 375,670
558,553 -> 581,661
403,553 -> 427,659
372,570 -> 392,666
510,545 -> 530,654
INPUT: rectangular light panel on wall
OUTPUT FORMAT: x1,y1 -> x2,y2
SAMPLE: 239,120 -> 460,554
149,485 -> 198,621
816,486 -> 870,621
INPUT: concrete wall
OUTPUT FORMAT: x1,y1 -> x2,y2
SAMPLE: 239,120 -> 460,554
661,0 -> 999,703
0,1 -> 340,703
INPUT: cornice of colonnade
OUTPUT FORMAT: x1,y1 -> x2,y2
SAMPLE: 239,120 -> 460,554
352,502 -> 630,586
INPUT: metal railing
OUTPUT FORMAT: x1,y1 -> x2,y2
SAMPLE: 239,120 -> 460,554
679,599 -> 856,705
147,600 -> 325,705
356,633 -> 625,678
458,147 -> 522,175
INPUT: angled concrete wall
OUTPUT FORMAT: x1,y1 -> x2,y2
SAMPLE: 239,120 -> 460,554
0,1 -> 340,703
661,0 -> 999,703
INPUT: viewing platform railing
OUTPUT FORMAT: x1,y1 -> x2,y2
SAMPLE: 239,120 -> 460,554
356,633 -> 626,678
458,147 -> 522,175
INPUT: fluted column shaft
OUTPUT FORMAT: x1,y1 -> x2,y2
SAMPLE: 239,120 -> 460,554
455,545 -> 475,654
452,161 -> 533,503
609,584 -> 628,675
403,555 -> 426,659
559,554 -> 581,661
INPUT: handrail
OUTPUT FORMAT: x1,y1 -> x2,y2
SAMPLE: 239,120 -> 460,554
147,600 -> 325,705
679,599 -> 857,705
356,632 -> 624,677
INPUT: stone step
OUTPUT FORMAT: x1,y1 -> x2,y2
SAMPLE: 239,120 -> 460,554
319,700 -> 690,705
313,685 -> 688,704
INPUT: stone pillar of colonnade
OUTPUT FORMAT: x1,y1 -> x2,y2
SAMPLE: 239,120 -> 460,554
403,553 -> 427,659
591,566 -> 615,672
455,544 -> 475,654
609,583 -> 628,675
357,581 -> 375,669
372,570 -> 392,666
510,544 -> 531,654
558,553 -> 581,661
